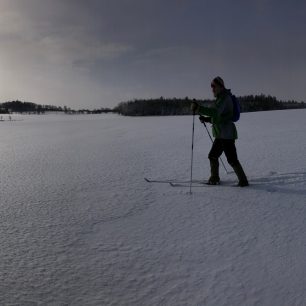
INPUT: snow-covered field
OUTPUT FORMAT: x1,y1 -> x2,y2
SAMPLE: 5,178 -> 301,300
0,110 -> 306,305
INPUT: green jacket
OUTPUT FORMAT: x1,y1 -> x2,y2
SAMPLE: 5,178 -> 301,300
199,90 -> 238,139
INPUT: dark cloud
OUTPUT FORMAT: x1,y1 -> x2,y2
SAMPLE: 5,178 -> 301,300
0,0 -> 305,108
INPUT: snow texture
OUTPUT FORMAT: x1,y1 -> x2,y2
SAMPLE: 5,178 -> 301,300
0,110 -> 306,305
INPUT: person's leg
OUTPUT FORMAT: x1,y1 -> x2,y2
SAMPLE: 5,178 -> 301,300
223,140 -> 249,187
208,139 -> 224,184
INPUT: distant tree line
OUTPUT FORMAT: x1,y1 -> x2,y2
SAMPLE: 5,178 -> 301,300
0,100 -> 113,114
2,95 -> 305,116
0,100 -> 63,114
114,95 -> 306,116
64,107 -> 113,114
113,97 -> 195,116
238,94 -> 306,112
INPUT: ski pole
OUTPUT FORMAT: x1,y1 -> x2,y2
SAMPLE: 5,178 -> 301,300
202,121 -> 229,174
189,112 -> 195,194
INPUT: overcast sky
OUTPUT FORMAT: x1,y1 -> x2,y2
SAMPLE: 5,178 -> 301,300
0,0 -> 305,108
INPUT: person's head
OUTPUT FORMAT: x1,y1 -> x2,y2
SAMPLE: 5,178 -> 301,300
211,76 -> 225,97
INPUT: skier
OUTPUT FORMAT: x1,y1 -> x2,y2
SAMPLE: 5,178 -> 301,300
191,76 -> 249,187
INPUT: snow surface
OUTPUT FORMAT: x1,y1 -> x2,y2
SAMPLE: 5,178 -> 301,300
0,110 -> 306,305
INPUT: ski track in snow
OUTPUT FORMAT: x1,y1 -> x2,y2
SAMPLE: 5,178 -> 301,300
0,111 -> 306,305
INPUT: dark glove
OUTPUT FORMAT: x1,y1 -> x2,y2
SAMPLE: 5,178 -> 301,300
199,116 -> 211,123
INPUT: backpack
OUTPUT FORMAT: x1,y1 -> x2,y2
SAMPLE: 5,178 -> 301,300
231,94 -> 241,122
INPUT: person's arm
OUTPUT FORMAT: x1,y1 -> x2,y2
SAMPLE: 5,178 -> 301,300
198,105 -> 218,119
200,96 -> 233,124
191,102 -> 220,122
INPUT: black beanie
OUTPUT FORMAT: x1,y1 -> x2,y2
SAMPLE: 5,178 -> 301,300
212,76 -> 225,88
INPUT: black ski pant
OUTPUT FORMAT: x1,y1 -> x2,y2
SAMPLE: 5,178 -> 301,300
208,139 -> 240,167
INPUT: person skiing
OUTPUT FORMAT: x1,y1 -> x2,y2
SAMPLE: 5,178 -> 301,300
190,76 -> 249,187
